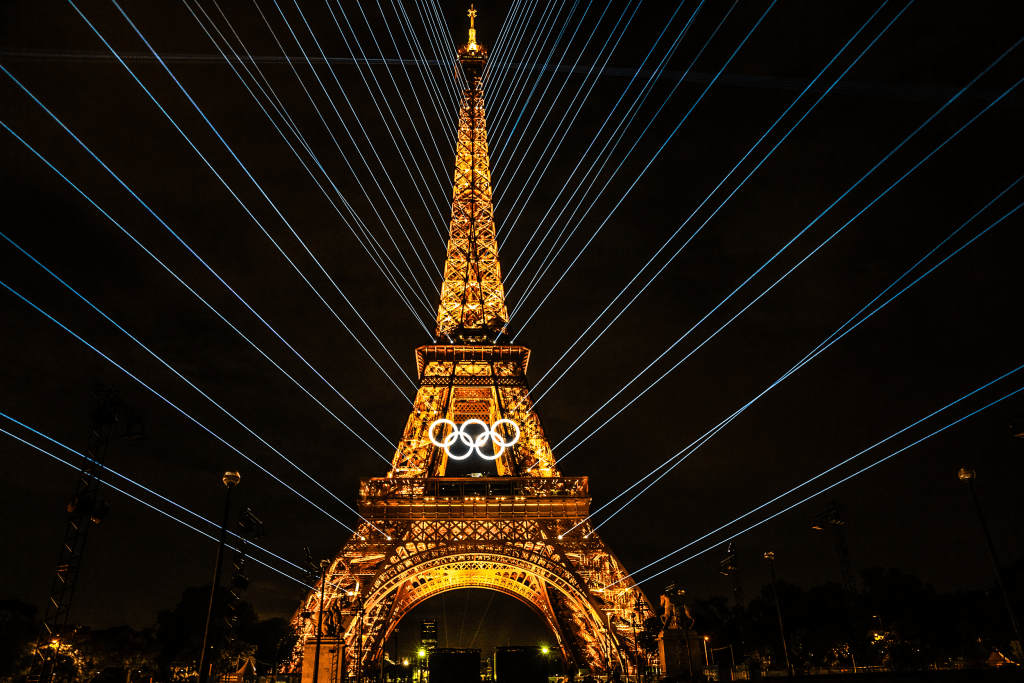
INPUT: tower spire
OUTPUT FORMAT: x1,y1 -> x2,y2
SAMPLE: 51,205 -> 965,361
467,5 -> 478,52
436,7 -> 505,342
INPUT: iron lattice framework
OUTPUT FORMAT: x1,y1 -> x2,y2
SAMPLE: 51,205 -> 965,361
292,12 -> 653,680
29,386 -> 142,683
434,7 -> 507,342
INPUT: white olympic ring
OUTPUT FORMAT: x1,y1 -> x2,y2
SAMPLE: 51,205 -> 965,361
428,419 -> 520,460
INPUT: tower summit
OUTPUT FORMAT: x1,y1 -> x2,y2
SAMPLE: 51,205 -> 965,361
437,4 -> 504,342
293,12 -> 652,680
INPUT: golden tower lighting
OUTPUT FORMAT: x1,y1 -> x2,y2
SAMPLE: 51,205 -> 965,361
292,11 -> 653,679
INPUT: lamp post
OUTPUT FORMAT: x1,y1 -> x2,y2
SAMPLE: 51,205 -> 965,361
417,649 -> 425,683
702,637 -> 709,667
198,471 -> 240,683
958,469 -> 1023,655
764,552 -> 792,678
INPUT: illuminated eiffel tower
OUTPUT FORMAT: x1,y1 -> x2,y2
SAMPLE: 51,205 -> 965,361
295,10 -> 653,679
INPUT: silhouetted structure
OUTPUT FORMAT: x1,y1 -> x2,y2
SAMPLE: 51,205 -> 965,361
428,648 -> 480,683
812,501 -> 857,595
494,646 -> 547,683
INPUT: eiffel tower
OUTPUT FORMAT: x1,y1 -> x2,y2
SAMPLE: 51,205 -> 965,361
295,10 -> 653,679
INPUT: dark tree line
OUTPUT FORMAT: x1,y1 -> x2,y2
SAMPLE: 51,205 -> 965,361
681,563 -> 1023,671
0,587 -> 297,683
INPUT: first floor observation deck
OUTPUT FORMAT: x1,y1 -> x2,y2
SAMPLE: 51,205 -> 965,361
358,476 -> 589,521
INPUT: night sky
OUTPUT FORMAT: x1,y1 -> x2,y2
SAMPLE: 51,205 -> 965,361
1,0 -> 1022,661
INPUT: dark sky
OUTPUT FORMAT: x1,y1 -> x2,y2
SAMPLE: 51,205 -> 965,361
1,0 -> 1022,656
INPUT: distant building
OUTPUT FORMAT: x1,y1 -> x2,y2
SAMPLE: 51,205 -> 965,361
421,620 -> 438,650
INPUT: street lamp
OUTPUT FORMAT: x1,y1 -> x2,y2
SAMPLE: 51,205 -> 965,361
764,552 -> 793,678
198,471 -> 241,683
417,649 -> 426,683
702,637 -> 709,666
958,469 -> 1023,655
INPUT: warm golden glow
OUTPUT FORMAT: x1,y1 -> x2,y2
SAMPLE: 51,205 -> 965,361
289,17 -> 654,682
387,348 -> 558,477
435,81 -> 507,339
467,5 -> 478,52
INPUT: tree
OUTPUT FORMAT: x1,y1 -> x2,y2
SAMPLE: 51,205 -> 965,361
155,586 -> 258,679
0,599 -> 38,682
236,618 -> 298,671
77,626 -> 159,683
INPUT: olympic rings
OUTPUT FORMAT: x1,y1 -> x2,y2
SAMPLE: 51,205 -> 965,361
428,419 -> 521,460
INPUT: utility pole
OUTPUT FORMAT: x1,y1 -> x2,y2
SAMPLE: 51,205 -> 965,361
28,384 -> 144,683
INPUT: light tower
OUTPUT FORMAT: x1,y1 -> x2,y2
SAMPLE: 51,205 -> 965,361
291,10 -> 652,680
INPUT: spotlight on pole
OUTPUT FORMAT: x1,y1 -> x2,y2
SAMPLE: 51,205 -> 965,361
958,468 -> 1023,660
198,471 -> 241,683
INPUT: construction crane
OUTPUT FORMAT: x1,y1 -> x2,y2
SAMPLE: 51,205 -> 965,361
27,384 -> 144,683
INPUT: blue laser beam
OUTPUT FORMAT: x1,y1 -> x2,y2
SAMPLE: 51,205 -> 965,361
630,380 -> 1024,587
488,0 -> 561,140
506,0 -> 751,314
491,0 -> 577,149
116,0 -> 441,311
0,413 -> 312,573
483,0 -> 540,113
489,0 -> 584,171
548,57 -> 1024,458
1,66 -> 408,434
184,0 -> 433,340
483,0 -> 524,87
1,425 -> 312,585
493,0 -> 644,200
514,30 -> 1022,332
498,0 -> 706,268
0,222 -> 399,532
500,0 -> 715,287
286,0 -> 450,232
0,277 -> 366,533
526,0 -> 901,401
236,0 -> 441,307
562,194 -> 1023,535
485,0 -> 536,99
495,0 -> 700,239
377,0 -> 462,177
391,0 -> 460,138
